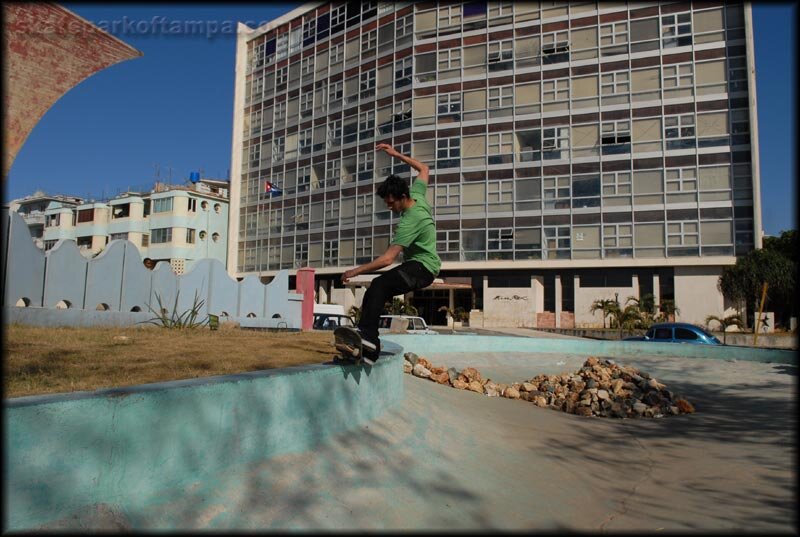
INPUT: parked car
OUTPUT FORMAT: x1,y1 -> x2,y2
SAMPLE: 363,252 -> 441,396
623,322 -> 722,345
313,313 -> 355,331
378,315 -> 438,335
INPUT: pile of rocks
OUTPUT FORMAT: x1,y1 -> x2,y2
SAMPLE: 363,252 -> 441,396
403,352 -> 695,419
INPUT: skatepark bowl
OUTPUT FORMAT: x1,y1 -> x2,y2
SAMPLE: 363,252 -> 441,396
5,334 -> 797,532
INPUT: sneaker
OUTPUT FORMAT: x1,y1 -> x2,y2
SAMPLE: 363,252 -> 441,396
360,338 -> 380,366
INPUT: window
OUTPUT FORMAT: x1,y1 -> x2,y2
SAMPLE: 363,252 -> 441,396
542,31 -> 569,64
668,220 -> 699,248
602,171 -> 632,196
396,15 -> 412,38
324,240 -> 338,266
326,159 -> 341,186
395,57 -> 412,88
601,72 -> 629,95
601,120 -> 631,154
663,63 -> 694,98
488,85 -> 514,109
488,40 -> 513,71
438,4 -> 462,28
357,193 -> 373,216
186,228 -> 196,244
361,29 -> 377,52
303,19 -> 316,42
357,151 -> 374,179
543,176 -> 570,209
603,224 -> 633,254
487,180 -> 513,210
273,136 -> 285,161
666,167 -> 697,193
328,80 -> 343,105
151,228 -> 172,244
298,166 -> 311,192
141,234 -> 149,247
360,69 -> 376,92
438,92 -> 461,118
662,12 -> 692,48
274,101 -> 286,121
299,129 -> 312,154
110,232 -> 128,241
542,127 -> 569,159
325,200 -> 338,221
438,48 -> 461,70
77,208 -> 94,223
543,78 -> 570,110
331,4 -> 346,27
435,184 -> 461,214
187,198 -> 197,212
329,44 -> 344,65
488,133 -> 514,164
488,228 -> 514,251
436,137 -> 460,168
665,114 -> 696,150
300,92 -> 313,116
251,42 -> 265,70
600,21 -> 628,55
276,66 -> 288,85
153,198 -> 173,213
45,213 -> 60,227
359,110 -> 375,136
301,56 -> 314,76
543,225 -> 571,258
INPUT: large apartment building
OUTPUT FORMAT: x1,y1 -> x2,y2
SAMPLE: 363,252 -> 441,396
229,1 -> 761,328
10,179 -> 230,274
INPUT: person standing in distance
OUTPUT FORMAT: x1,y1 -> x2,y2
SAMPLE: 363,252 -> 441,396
341,143 -> 441,364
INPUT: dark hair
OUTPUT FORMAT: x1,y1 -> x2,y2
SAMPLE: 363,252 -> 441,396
376,174 -> 409,199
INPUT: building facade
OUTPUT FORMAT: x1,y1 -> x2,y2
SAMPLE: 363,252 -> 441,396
229,1 -> 761,328
9,179 -> 230,274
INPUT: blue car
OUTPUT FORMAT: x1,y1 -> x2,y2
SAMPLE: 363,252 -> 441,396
624,322 -> 722,345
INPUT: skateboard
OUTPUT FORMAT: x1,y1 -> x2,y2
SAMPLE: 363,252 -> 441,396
334,326 -> 363,363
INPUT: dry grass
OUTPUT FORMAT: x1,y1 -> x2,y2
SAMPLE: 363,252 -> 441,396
4,324 -> 339,398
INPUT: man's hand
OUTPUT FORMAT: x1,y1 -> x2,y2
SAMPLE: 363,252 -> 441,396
376,143 -> 402,158
342,268 -> 359,284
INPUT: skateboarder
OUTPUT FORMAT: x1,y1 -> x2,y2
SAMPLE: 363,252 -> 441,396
341,143 -> 441,364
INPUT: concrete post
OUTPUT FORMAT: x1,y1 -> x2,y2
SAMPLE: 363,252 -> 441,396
653,272 -> 660,306
296,267 -> 315,331
555,274 -> 562,328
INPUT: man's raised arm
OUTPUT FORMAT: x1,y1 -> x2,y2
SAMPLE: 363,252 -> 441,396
376,143 -> 429,185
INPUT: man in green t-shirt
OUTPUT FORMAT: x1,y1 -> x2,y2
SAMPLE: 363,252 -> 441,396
342,143 -> 441,364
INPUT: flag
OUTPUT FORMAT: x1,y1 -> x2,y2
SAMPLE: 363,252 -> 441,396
264,181 -> 282,196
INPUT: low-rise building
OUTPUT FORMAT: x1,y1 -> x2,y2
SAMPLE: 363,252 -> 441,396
9,178 -> 230,273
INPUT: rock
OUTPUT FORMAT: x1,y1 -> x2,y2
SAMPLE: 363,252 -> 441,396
585,357 -> 599,367
575,406 -> 593,417
467,380 -> 484,394
597,389 -> 610,401
403,360 -> 413,374
669,406 -> 680,415
521,382 -> 536,392
534,396 -> 548,407
675,398 -> 695,414
429,366 -> 447,377
611,379 -> 625,395
633,402 -> 648,416
452,379 -> 468,390
586,378 -> 598,389
496,383 -> 509,394
404,352 -> 419,366
417,357 -> 433,370
648,378 -> 665,390
461,367 -> 481,383
485,386 -> 500,397
447,367 -> 460,383
503,387 -> 521,399
412,363 -> 431,379
431,371 -> 450,385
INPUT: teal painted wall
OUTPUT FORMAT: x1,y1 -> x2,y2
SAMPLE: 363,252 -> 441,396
383,334 -> 796,364
5,352 -> 404,531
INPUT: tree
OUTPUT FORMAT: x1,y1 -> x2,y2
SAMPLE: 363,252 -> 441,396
589,298 -> 618,329
627,293 -> 657,328
718,242 -> 795,329
348,305 -> 361,325
657,299 -> 680,322
384,297 -> 418,316
608,303 -> 644,337
705,313 -> 744,344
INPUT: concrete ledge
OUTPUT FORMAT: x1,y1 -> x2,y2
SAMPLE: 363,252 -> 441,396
5,342 -> 405,531
383,334 -> 796,365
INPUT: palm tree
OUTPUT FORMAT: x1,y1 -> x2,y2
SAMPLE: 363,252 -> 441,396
609,303 -> 644,338
627,293 -> 657,328
705,313 -> 743,344
589,298 -> 618,329
384,297 -> 418,316
657,299 -> 680,322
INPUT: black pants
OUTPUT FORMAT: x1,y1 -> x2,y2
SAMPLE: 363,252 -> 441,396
358,261 -> 435,348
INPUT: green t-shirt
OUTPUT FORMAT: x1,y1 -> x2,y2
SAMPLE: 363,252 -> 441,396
391,180 -> 441,277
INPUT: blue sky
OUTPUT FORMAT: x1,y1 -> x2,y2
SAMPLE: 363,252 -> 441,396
5,3 -> 796,236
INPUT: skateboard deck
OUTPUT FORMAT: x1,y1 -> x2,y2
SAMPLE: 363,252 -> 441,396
334,326 -> 363,362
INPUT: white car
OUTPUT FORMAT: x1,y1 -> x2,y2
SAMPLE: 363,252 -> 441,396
379,315 -> 438,335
